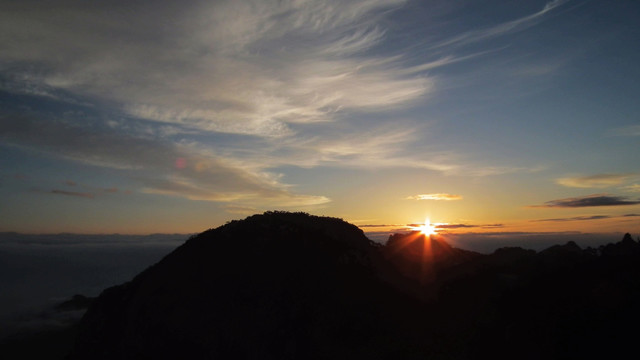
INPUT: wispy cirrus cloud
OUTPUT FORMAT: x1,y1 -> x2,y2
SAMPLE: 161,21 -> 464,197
531,194 -> 640,208
532,214 -> 640,222
406,193 -> 463,201
31,188 -> 119,200
0,0 -> 585,219
0,0 -> 435,137
357,224 -> 404,228
402,223 -> 503,230
533,215 -> 611,222
0,115 -> 328,207
215,123 -> 461,173
556,173 -> 635,188
222,205 -> 259,216
27,180 -> 125,200
50,189 -> 94,199
465,165 -> 546,177
607,124 -> 640,137
0,0 -> 561,183
431,0 -> 571,49
436,223 -> 504,230
62,180 -> 122,195
624,184 -> 640,193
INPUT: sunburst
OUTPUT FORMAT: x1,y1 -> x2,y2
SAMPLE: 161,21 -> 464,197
414,219 -> 437,236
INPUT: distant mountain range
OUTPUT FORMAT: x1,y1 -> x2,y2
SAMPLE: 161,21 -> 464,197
69,212 -> 640,359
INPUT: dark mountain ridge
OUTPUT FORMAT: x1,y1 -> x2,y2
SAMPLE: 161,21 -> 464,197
72,212 -> 427,359
70,212 -> 640,359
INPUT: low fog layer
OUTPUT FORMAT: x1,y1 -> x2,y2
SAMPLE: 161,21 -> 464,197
0,233 -> 186,338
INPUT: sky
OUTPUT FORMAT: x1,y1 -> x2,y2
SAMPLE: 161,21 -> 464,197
1,0 -> 639,236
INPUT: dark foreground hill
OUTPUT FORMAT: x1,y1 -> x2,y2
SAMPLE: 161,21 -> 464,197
70,212 -> 640,359
71,212 -> 428,359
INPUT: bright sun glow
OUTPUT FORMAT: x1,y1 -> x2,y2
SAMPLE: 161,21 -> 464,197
415,219 -> 437,235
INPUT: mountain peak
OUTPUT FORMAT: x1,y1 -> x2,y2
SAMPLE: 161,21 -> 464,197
71,212 -> 417,359
382,232 -> 481,284
70,216 -> 640,359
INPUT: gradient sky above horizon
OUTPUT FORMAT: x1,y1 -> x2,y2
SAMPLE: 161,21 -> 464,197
1,0 -> 639,235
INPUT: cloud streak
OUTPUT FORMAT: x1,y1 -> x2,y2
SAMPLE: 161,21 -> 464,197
401,223 -> 504,230
0,0 -> 596,225
532,214 -> 640,222
556,173 -> 635,188
50,190 -> 94,199
532,194 -> 640,208
432,0 -> 570,49
623,184 -> 640,193
436,223 -> 504,230
0,0 -> 560,186
406,193 -> 463,201
0,0 -> 434,137
608,124 -> 640,137
0,115 -> 328,207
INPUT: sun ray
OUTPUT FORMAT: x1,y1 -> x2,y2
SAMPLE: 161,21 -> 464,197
413,218 -> 437,236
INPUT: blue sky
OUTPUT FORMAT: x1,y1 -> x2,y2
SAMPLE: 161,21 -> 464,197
1,0 -> 639,235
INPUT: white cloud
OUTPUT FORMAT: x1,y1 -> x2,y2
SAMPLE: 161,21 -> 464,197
217,123 -> 461,172
0,0 -> 434,137
0,115 -> 329,207
557,173 -> 636,188
0,0 -> 567,213
407,193 -> 463,201
623,184 -> 640,193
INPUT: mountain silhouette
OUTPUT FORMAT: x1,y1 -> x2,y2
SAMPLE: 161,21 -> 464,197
69,213 -> 640,359
383,232 -> 481,284
71,212 -> 428,359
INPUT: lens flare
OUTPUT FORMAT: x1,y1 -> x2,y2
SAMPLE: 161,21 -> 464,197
415,218 -> 437,235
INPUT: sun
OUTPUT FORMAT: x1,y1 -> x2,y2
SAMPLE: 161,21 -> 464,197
415,219 -> 437,236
